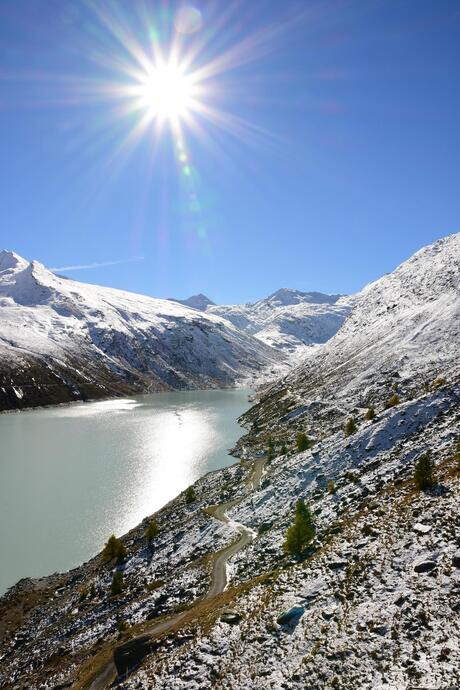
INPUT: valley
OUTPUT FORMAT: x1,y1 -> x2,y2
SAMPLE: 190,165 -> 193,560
0,233 -> 459,689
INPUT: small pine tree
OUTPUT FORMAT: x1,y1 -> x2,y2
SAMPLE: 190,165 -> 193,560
102,535 -> 126,564
89,583 -> 96,598
365,407 -> 376,421
296,432 -> 311,452
327,480 -> 336,494
115,542 -> 127,565
280,443 -> 288,455
431,377 -> 446,390
345,417 -> 357,436
385,394 -> 400,409
111,571 -> 124,596
414,452 -> 435,490
283,500 -> 315,557
185,486 -> 196,504
145,518 -> 159,543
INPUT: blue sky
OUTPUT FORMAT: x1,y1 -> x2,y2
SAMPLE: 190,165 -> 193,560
1,0 -> 459,304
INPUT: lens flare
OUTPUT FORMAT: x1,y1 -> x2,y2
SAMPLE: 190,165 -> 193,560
174,6 -> 202,35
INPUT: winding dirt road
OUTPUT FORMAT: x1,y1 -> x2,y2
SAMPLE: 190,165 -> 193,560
85,457 -> 266,690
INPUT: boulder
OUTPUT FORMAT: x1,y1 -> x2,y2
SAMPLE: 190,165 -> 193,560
114,635 -> 152,676
277,606 -> 305,626
321,606 -> 336,620
413,523 -> 432,535
452,553 -> 460,569
327,559 -> 347,570
220,610 -> 243,625
413,559 -> 437,574
371,624 -> 388,636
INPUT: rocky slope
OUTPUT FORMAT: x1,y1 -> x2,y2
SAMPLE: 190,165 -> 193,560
207,288 -> 352,355
238,232 -> 460,447
1,234 -> 459,690
0,251 -> 280,411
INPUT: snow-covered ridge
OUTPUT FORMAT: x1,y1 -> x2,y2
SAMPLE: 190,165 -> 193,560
241,232 -> 460,444
206,288 -> 352,355
0,251 -> 281,410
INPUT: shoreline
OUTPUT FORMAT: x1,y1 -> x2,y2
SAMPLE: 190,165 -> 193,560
0,387 -> 255,597
0,380 -> 249,416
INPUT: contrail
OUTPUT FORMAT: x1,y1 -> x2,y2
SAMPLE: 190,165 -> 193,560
51,256 -> 144,272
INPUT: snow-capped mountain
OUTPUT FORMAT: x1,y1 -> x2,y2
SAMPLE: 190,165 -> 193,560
244,232 -> 460,437
169,293 -> 215,311
207,288 -> 352,354
0,251 -> 280,411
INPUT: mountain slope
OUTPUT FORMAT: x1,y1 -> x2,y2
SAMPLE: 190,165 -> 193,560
240,232 -> 460,441
207,288 -> 352,354
0,251 -> 280,411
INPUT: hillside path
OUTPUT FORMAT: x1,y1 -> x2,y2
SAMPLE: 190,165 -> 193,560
85,456 -> 266,690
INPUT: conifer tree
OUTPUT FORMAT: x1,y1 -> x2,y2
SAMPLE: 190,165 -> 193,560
296,432 -> 311,452
414,452 -> 435,490
185,486 -> 196,504
145,518 -> 159,543
345,417 -> 357,436
283,500 -> 315,556
385,394 -> 400,409
365,407 -> 376,421
102,534 -> 126,564
111,571 -> 124,596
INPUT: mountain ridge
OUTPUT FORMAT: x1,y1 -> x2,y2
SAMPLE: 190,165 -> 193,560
0,251 -> 281,411
207,288 -> 352,354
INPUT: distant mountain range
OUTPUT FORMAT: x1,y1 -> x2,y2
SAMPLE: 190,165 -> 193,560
170,288 -> 352,354
207,288 -> 352,353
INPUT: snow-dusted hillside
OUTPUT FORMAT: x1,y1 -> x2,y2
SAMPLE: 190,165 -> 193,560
207,288 -> 352,354
242,233 -> 460,438
0,251 -> 280,410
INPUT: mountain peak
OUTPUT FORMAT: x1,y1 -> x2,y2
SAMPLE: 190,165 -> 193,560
264,288 -> 342,306
0,250 -> 28,272
169,293 -> 216,311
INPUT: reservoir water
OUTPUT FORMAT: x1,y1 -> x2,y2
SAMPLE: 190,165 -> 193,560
0,389 -> 251,595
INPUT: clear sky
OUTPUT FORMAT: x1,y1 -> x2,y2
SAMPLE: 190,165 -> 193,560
1,0 -> 459,304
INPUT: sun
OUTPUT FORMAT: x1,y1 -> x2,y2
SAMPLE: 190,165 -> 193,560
135,59 -> 197,125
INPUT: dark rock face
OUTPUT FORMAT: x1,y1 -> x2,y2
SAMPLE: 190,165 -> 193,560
113,635 -> 152,676
452,554 -> 460,568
